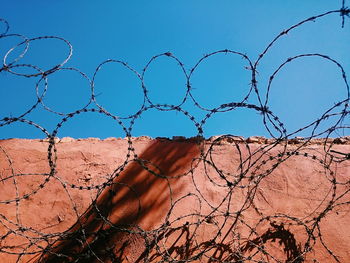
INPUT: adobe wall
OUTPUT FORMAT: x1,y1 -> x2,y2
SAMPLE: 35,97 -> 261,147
0,137 -> 349,262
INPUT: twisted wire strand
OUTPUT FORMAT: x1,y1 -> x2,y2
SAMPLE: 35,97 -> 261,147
0,3 -> 350,263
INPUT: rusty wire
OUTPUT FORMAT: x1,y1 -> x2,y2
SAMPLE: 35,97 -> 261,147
0,3 -> 350,263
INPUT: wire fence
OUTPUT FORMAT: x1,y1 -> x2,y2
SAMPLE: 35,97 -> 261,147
0,2 -> 350,262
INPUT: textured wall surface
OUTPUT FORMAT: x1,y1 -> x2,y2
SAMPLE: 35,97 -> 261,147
0,137 -> 350,262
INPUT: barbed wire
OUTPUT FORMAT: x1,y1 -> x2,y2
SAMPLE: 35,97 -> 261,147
0,2 -> 350,263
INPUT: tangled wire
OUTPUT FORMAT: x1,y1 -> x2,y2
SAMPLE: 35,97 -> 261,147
1,2 -> 350,263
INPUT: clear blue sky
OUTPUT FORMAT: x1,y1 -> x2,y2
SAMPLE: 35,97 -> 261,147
1,0 -> 349,139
